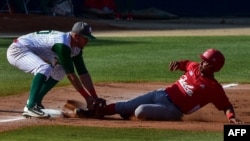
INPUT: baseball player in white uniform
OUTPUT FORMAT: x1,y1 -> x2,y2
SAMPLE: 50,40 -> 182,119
7,21 -> 100,118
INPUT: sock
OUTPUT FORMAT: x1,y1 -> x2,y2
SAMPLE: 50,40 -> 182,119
104,103 -> 116,115
36,77 -> 58,105
27,73 -> 46,108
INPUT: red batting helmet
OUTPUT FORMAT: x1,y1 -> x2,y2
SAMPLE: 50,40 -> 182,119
199,48 -> 225,72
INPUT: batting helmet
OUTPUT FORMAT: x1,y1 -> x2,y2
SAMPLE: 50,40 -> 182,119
199,48 -> 225,72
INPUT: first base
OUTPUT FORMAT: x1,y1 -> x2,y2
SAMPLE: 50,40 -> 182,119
41,109 -> 64,118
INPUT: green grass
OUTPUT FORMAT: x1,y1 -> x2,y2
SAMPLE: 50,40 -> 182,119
84,36 -> 250,83
2,36 -> 250,96
1,36 -> 249,140
0,125 -> 222,141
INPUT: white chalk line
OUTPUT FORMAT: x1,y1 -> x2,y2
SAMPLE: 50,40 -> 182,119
0,116 -> 26,123
0,109 -> 63,123
222,83 -> 238,89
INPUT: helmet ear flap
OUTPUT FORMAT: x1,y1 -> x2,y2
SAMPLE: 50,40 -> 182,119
200,48 -> 225,72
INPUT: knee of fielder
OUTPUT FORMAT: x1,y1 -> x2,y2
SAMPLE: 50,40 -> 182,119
34,64 -> 53,80
50,65 -> 65,81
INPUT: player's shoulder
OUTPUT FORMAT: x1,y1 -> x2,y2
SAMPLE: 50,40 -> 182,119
189,61 -> 199,66
48,31 -> 70,41
51,30 -> 65,34
186,61 -> 199,70
32,30 -> 66,36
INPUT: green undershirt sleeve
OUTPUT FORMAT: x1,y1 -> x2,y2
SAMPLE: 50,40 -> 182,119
52,43 -> 74,74
72,51 -> 88,75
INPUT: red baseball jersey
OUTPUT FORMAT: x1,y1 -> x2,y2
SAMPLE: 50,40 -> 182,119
166,60 -> 232,114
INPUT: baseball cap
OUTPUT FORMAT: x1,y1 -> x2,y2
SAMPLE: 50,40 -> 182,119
71,21 -> 96,39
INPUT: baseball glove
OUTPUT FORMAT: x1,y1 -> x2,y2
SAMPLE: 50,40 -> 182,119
64,100 -> 85,110
63,98 -> 107,119
84,97 -> 107,119
63,100 -> 86,118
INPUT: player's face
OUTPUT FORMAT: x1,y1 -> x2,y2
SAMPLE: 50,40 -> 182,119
77,36 -> 89,48
199,60 -> 214,75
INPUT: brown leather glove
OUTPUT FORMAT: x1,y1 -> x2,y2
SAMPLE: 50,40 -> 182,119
86,97 -> 107,119
86,96 -> 96,111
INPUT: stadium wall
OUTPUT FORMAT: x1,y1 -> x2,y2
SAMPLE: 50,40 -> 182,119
134,0 -> 250,17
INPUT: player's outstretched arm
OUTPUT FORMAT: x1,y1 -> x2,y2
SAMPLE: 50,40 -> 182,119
224,105 -> 243,124
79,73 -> 98,98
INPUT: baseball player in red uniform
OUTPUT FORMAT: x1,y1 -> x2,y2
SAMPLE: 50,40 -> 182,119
7,21 -> 101,118
76,48 -> 242,123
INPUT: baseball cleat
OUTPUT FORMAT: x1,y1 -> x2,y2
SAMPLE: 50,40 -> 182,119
22,112 -> 50,119
23,106 -> 50,118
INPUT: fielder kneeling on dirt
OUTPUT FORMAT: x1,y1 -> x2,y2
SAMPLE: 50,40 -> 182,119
75,48 -> 242,124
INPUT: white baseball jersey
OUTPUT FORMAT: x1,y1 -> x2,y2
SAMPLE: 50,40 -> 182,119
7,30 -> 82,80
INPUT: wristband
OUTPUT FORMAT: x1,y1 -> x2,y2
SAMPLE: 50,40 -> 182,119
227,112 -> 235,120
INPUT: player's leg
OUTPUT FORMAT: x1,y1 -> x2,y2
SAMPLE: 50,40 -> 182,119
7,45 -> 51,117
114,0 -> 124,20
135,104 -> 182,120
25,73 -> 48,116
36,65 -> 65,107
125,0 -> 134,21
35,77 -> 58,108
134,90 -> 183,120
115,89 -> 160,119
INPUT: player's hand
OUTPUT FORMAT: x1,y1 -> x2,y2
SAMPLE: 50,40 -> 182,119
169,61 -> 180,71
86,96 -> 96,111
229,118 -> 244,124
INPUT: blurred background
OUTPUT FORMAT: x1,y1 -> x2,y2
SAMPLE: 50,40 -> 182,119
1,0 -> 250,20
